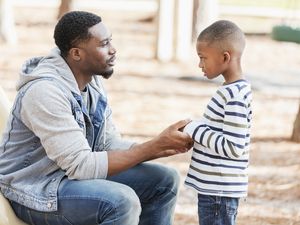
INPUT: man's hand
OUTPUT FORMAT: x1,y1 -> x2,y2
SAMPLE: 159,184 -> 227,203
107,119 -> 194,176
153,119 -> 194,153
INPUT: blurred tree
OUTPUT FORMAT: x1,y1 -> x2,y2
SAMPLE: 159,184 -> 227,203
291,103 -> 300,142
57,0 -> 73,19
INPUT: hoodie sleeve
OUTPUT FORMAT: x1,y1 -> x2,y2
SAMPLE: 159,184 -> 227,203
21,80 -> 108,180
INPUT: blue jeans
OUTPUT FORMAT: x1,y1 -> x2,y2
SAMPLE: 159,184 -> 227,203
197,194 -> 239,225
10,162 -> 179,225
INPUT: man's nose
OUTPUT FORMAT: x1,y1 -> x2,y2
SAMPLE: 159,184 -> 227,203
110,44 -> 116,55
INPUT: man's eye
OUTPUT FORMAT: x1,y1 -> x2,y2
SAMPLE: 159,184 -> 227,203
102,41 -> 109,46
101,38 -> 112,46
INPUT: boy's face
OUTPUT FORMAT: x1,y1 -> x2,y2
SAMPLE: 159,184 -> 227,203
196,41 -> 227,80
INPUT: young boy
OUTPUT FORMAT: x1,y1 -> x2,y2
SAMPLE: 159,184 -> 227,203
183,20 -> 252,225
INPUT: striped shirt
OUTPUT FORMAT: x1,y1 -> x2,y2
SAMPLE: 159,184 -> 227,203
184,79 -> 252,198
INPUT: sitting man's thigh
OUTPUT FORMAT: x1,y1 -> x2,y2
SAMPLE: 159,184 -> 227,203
107,162 -> 180,199
57,178 -> 141,225
12,178 -> 141,225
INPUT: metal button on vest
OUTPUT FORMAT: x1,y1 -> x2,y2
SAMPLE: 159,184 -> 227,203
47,202 -> 52,208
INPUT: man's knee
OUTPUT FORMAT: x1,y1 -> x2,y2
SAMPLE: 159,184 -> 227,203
115,186 -> 141,213
156,165 -> 180,195
106,185 -> 141,222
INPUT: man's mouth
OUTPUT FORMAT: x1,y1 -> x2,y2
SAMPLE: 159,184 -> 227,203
107,56 -> 116,66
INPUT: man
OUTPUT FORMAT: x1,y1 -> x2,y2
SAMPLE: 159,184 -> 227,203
0,11 -> 192,225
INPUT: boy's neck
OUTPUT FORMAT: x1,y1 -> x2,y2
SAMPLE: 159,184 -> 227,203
222,62 -> 243,85
223,73 -> 244,85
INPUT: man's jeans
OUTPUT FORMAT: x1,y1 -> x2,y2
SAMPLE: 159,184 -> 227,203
197,194 -> 239,225
10,163 -> 179,225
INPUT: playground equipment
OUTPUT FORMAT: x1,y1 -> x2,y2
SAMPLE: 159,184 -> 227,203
271,0 -> 300,43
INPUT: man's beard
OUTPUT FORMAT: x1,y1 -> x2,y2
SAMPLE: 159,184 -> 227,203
101,69 -> 114,79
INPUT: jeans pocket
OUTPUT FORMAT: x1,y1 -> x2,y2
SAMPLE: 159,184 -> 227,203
11,201 -> 73,225
197,194 -> 216,224
225,197 -> 239,216
27,210 -> 74,225
198,194 -> 216,205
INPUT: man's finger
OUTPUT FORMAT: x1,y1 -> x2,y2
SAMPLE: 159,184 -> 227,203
171,118 -> 191,130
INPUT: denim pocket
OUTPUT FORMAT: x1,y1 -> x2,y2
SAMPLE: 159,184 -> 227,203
198,194 -> 217,223
11,201 -> 73,225
27,210 -> 74,225
225,197 -> 239,216
72,106 -> 85,128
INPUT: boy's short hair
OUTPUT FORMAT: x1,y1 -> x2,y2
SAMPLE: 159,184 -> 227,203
54,11 -> 102,57
198,20 -> 245,54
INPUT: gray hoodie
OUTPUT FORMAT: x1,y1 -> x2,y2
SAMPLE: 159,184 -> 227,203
0,48 -> 134,211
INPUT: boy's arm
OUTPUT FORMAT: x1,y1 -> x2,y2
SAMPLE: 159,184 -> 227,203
184,95 -> 251,159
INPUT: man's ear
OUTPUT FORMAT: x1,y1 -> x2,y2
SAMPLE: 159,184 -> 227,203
69,48 -> 81,61
223,51 -> 230,63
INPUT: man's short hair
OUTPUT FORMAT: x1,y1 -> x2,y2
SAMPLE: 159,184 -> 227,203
54,11 -> 102,57
198,20 -> 245,53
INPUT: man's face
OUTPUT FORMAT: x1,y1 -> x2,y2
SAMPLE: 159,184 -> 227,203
77,22 -> 116,79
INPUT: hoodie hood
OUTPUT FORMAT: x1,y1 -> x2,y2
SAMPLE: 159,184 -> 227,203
17,47 -> 80,94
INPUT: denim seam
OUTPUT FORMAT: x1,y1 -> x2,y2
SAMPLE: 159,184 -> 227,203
139,186 -> 177,204
97,197 -> 118,225
59,196 -> 118,225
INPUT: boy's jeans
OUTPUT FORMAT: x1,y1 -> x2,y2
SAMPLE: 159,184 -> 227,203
10,163 -> 179,225
198,194 -> 239,225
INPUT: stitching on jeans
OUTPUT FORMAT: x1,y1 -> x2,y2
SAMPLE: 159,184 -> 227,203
140,186 -> 177,204
26,209 -> 35,225
95,197 -> 117,225
59,197 -> 118,224
28,209 -> 74,225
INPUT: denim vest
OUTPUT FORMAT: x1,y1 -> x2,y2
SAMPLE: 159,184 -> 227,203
0,77 -> 113,212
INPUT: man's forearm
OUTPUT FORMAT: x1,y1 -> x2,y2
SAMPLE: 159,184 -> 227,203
107,139 -> 157,176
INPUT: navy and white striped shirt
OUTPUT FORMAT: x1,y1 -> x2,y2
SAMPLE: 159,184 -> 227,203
184,79 -> 252,198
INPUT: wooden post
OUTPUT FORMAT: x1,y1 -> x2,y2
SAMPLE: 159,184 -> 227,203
175,0 -> 193,61
195,0 -> 219,35
0,86 -> 11,140
57,0 -> 73,20
0,0 -> 17,44
291,102 -> 300,143
156,0 -> 175,62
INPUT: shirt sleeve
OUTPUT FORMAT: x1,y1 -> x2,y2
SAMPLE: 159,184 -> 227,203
184,95 -> 250,159
21,81 -> 109,180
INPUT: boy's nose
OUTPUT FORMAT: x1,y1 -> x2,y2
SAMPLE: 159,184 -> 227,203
198,61 -> 203,68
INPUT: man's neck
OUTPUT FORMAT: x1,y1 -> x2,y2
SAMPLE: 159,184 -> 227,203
64,57 -> 92,91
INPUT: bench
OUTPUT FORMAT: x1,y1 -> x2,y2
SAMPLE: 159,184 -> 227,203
0,85 -> 28,225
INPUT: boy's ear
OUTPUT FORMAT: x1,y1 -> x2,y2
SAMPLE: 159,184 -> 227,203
223,51 -> 230,63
